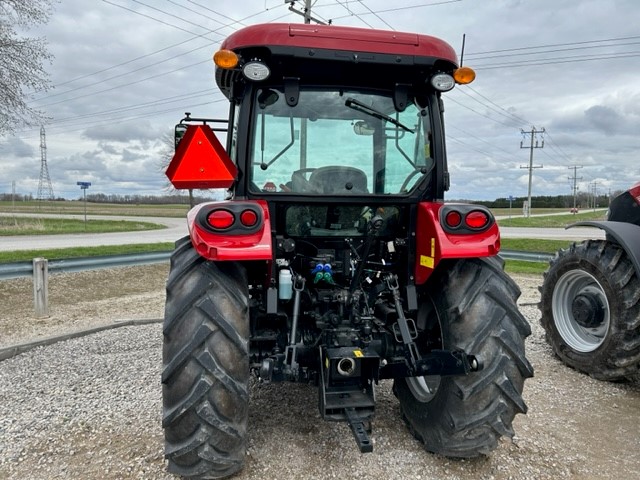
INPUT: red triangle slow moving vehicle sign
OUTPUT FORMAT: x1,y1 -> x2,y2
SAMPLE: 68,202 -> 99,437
166,124 -> 238,189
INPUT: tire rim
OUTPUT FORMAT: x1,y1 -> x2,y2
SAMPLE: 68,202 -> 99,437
406,374 -> 441,403
406,296 -> 442,403
552,269 -> 610,352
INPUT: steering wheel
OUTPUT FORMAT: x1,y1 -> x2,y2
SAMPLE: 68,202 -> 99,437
400,168 -> 426,193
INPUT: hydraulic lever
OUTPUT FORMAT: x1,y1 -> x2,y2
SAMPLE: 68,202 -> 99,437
386,274 -> 420,370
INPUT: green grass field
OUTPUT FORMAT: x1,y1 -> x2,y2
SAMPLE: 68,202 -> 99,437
0,200 -> 189,218
0,243 -> 176,263
496,209 -> 606,227
0,216 -> 165,236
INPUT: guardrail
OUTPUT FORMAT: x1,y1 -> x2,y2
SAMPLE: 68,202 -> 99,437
0,249 -> 553,281
0,252 -> 172,280
498,250 -> 554,263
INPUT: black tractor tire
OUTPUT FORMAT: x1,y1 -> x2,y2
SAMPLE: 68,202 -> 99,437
539,240 -> 640,381
394,257 -> 533,457
162,236 -> 250,479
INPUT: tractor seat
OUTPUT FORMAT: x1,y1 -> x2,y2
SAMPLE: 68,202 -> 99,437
308,166 -> 368,194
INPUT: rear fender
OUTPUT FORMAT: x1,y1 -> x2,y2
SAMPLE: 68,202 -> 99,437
415,202 -> 500,284
187,200 -> 273,261
569,221 -> 640,276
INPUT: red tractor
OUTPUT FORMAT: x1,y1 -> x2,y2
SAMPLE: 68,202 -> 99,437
164,23 -> 533,479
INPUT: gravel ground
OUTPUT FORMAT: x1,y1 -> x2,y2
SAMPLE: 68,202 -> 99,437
0,266 -> 638,479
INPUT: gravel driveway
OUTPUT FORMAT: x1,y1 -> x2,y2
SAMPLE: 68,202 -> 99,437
0,266 -> 638,479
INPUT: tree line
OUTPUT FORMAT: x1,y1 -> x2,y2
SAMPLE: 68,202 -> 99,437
477,192 -> 617,209
0,192 -> 222,204
0,190 -> 620,208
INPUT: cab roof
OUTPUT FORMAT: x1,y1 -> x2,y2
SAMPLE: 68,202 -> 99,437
220,23 -> 458,64
216,23 -> 459,99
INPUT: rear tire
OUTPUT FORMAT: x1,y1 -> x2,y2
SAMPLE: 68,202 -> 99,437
162,237 -> 249,478
539,240 -> 640,381
394,257 -> 533,457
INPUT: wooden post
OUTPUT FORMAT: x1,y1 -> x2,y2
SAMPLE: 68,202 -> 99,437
33,257 -> 49,318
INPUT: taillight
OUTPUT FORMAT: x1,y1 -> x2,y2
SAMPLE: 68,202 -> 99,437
240,209 -> 258,227
207,210 -> 235,229
198,202 -> 264,234
465,210 -> 489,229
440,205 -> 494,233
445,211 -> 462,228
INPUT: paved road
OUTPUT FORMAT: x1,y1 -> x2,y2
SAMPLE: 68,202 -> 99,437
0,213 -> 187,252
0,212 -> 606,252
500,226 -> 605,240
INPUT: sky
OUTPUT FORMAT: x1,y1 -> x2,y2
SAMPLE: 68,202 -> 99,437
1,0 -> 639,202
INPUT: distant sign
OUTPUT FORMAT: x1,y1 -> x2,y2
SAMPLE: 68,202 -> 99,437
77,181 -> 91,189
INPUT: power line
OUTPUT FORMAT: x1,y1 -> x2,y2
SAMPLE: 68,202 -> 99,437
356,0 -> 394,30
447,125 -> 515,162
466,34 -> 640,57
474,51 -> 640,70
446,96 -> 516,129
30,42 -> 216,104
463,85 -> 530,125
543,132 -> 574,164
19,3 -> 294,139
452,88 -> 524,128
34,59 -> 211,109
101,0 -> 220,37
329,0 -> 464,20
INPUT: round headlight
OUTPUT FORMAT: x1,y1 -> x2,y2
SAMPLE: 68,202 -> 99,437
242,62 -> 270,81
430,73 -> 455,92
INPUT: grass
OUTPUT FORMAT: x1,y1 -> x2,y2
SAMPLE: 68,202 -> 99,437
0,217 -> 165,235
0,242 -> 175,263
497,210 -> 606,228
501,238 -> 572,254
504,260 -> 547,275
0,200 -> 189,218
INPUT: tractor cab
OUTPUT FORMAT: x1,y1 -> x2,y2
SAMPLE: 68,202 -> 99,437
169,23 -> 476,202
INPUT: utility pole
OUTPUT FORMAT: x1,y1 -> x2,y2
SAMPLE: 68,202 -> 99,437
519,126 -> 544,217
287,0 -> 328,25
568,165 -> 583,213
590,181 -> 598,211
287,1 -> 324,169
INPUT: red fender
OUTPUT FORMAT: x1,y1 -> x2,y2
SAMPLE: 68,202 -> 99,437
187,200 -> 272,261
415,202 -> 500,284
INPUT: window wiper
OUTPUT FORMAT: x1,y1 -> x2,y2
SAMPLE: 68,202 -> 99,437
345,97 -> 414,133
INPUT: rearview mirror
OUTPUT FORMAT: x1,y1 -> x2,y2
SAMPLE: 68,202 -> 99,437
174,123 -> 188,150
353,121 -> 375,136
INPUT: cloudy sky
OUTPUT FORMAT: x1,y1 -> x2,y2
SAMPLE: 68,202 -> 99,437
1,0 -> 639,201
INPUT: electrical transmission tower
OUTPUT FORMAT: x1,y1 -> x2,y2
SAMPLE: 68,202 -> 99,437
519,126 -> 544,217
37,125 -> 55,202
